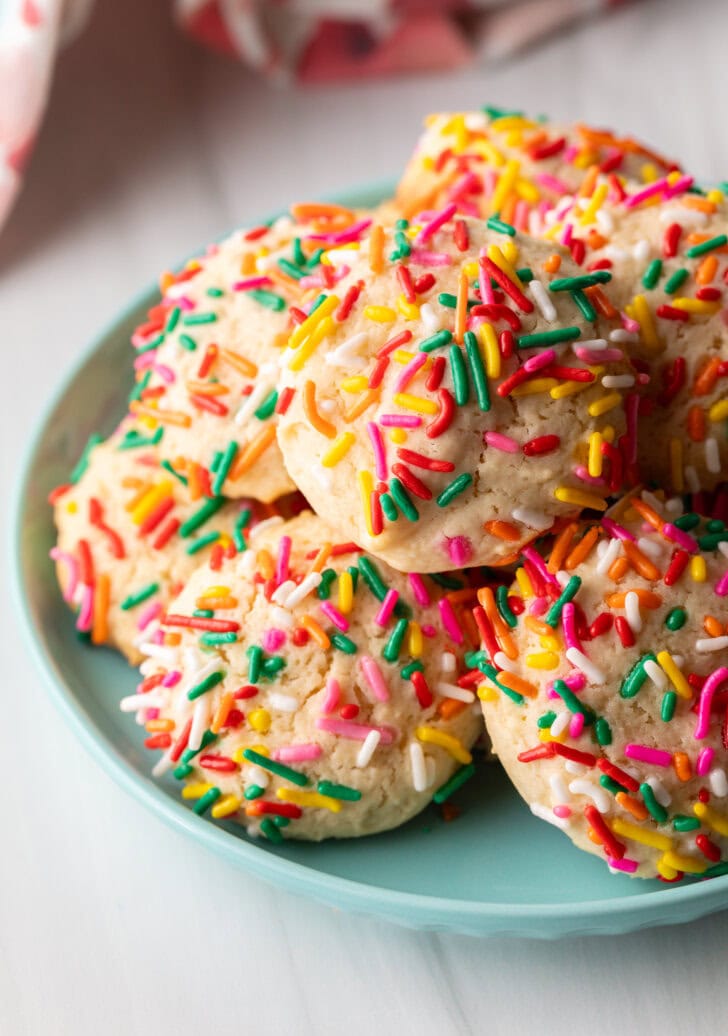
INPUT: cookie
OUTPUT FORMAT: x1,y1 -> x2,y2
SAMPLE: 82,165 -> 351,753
131,511 -> 484,841
277,215 -> 632,573
479,491 -> 728,880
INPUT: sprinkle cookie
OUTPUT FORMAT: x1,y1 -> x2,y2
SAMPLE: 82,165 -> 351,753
134,511 -> 484,840
480,492 -> 728,880
277,216 -> 632,573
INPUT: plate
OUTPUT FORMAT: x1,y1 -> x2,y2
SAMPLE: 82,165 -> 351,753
13,182 -> 728,938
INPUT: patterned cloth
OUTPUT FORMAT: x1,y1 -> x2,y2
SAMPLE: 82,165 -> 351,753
0,0 -> 627,232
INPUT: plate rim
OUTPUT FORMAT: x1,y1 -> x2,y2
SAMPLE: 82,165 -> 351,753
12,179 -> 728,938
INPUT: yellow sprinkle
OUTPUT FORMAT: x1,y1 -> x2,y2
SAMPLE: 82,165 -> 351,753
340,376 -> 368,393
514,178 -> 540,203
690,555 -> 707,582
287,315 -> 334,371
511,378 -> 559,397
288,294 -> 339,350
542,221 -> 563,242
588,392 -> 622,417
500,239 -> 518,265
392,392 -> 438,415
588,432 -> 603,478
249,708 -> 271,734
656,650 -> 691,699
708,399 -> 728,423
602,425 -> 615,444
525,652 -> 559,670
277,788 -> 342,813
490,159 -> 521,215
550,380 -> 590,400
398,296 -> 420,321
199,585 -> 231,598
515,567 -> 534,599
477,684 -> 498,703
554,486 -> 608,511
393,349 -> 417,364
660,851 -> 707,875
641,162 -> 659,184
363,305 -> 396,323
539,634 -> 561,652
707,188 -> 724,205
322,432 -> 356,468
462,260 -> 479,278
212,795 -> 241,819
130,481 -> 174,525
579,183 -> 608,225
538,728 -> 567,744
694,801 -> 728,836
338,571 -> 354,614
479,322 -> 500,378
610,818 -> 672,851
671,298 -> 721,315
182,782 -> 214,800
631,294 -> 661,352
408,622 -> 423,658
656,859 -> 679,881
487,242 -> 522,286
415,726 -> 472,765
358,469 -> 375,537
473,140 -> 505,167
389,428 -> 407,444
66,501 -> 78,514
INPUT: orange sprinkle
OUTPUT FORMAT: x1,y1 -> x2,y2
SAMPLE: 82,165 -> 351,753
622,541 -> 660,581
299,614 -> 330,650
303,380 -> 336,439
543,253 -> 562,274
194,595 -> 238,610
187,462 -> 205,501
145,718 -> 175,733
164,632 -> 182,647
219,348 -> 258,379
673,751 -> 692,783
185,380 -> 229,397
564,526 -> 600,571
607,556 -> 630,582
500,193 -> 518,226
446,588 -> 478,605
586,229 -> 608,250
290,202 -> 356,229
547,522 -> 578,574
211,692 -> 235,735
461,607 -> 481,649
369,224 -> 385,274
344,388 -> 380,423
605,589 -> 663,609
455,266 -> 469,344
129,401 -> 191,428
498,672 -> 538,698
705,615 -> 724,638
91,573 -> 110,645
478,586 -> 518,659
524,615 -> 553,638
584,284 -> 618,319
240,252 -> 256,276
438,698 -> 467,720
230,425 -> 277,478
696,255 -> 719,285
682,197 -> 718,215
484,519 -> 522,542
693,356 -> 722,396
577,165 -> 599,198
308,542 -> 333,574
256,549 -> 275,581
687,405 -> 707,442
123,483 -> 153,512
629,498 -> 664,531
616,792 -> 649,821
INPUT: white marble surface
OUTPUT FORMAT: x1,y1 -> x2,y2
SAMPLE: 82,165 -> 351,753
4,1 -> 728,1033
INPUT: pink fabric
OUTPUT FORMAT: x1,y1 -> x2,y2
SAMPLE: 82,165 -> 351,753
0,0 -> 630,232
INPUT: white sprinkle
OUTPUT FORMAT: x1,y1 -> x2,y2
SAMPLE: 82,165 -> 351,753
644,660 -> 668,691
550,711 -> 571,738
435,682 -> 475,704
637,535 -> 663,560
271,579 -> 296,605
566,647 -> 606,685
409,742 -> 427,792
137,643 -> 178,667
595,208 -> 614,234
659,206 -> 708,227
512,507 -> 551,531
267,692 -> 298,712
709,768 -> 728,797
564,760 -> 588,776
119,693 -> 165,713
645,775 -> 671,807
356,730 -> 381,768
602,245 -> 630,263
685,466 -> 701,494
138,659 -> 160,679
696,636 -> 728,653
493,651 -> 519,674
420,302 -> 440,331
609,329 -> 639,343
247,766 -> 269,789
530,802 -> 570,829
706,438 -> 721,474
665,497 -> 683,515
549,774 -> 570,805
596,537 -> 621,575
602,374 -> 635,388
625,591 -> 642,633
180,658 -> 221,700
234,370 -> 277,426
528,280 -> 557,322
719,542 -> 728,560
248,516 -> 284,540
576,338 -> 609,350
555,570 -> 570,588
189,696 -> 211,752
152,752 -> 175,778
568,779 -> 611,814
440,651 -> 456,674
311,465 -> 334,491
633,239 -> 650,262
270,606 -> 294,629
325,331 -> 369,368
283,572 -> 322,609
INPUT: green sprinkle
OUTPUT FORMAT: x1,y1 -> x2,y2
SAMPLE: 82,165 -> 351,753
549,271 -> 612,292
571,289 -> 596,322
449,343 -> 470,405
211,440 -> 238,497
261,656 -> 286,678
495,584 -> 516,627
347,566 -> 359,591
661,690 -> 677,721
707,518 -> 726,533
429,572 -> 464,590
478,662 -> 523,704
173,763 -> 193,780
209,451 -> 222,474
595,717 -> 612,746
552,679 -> 595,722
381,492 -> 398,521
183,312 -> 217,325
179,730 -> 217,767
128,369 -> 152,404
316,569 -> 337,600
273,816 -> 290,828
165,306 -> 181,332
401,661 -> 425,679
382,618 -> 408,663
260,818 -> 284,843
117,427 -> 162,450
70,433 -> 103,483
179,496 -> 226,536
185,531 -> 220,555
544,575 -> 582,627
120,582 -> 159,611
482,105 -> 523,120
433,763 -> 476,804
640,782 -> 667,823
600,775 -> 624,795
537,711 -> 557,729
178,333 -> 197,351
420,329 -> 453,353
331,633 -> 357,654
235,508 -> 251,529
674,511 -> 700,531
395,218 -> 409,230
642,258 -> 663,290
242,748 -> 309,787
317,780 -> 361,802
620,653 -> 657,698
358,557 -> 388,601
686,233 -> 728,258
246,645 -> 263,684
436,473 -> 473,508
292,237 -> 306,267
249,289 -> 286,312
464,330 -> 490,412
704,862 -> 728,879
389,476 -> 419,521
193,609 -> 214,618
486,216 -> 516,236
233,507 -> 251,552
193,787 -> 221,815
438,293 -> 477,311
254,390 -> 278,421
517,326 -> 581,350
135,333 -> 165,355
673,815 -> 701,833
698,532 -> 728,551
305,248 -> 324,270
515,267 -> 534,283
393,230 -> 411,258
664,268 -> 689,295
244,784 -> 264,800
206,287 -> 224,298
278,257 -> 304,280
188,670 -> 224,701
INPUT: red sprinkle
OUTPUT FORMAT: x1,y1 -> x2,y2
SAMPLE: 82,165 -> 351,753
198,754 -> 239,773
656,304 -> 689,322
396,263 -> 416,303
584,804 -> 625,860
664,549 -> 690,586
615,615 -> 636,648
425,355 -> 446,392
275,386 -> 295,415
169,717 -> 193,762
335,280 -> 364,321
696,833 -> 722,862
190,393 -> 228,417
396,448 -> 455,473
523,434 -> 560,456
163,614 -> 240,632
152,517 -> 180,551
453,218 -> 469,252
662,222 -> 682,258
597,758 -> 640,793
197,343 -> 218,379
391,463 -> 432,501
589,612 -> 614,639
411,670 -> 434,708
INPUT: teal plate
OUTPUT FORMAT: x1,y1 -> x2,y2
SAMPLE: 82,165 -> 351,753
13,182 -> 728,938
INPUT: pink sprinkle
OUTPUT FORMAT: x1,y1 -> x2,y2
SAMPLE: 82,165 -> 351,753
695,667 -> 728,740
522,546 -> 560,589
233,276 -> 272,291
319,602 -> 349,632
415,202 -> 457,245
152,629 -> 165,645
662,174 -> 694,200
662,523 -> 699,554
409,249 -> 453,267
553,804 -> 572,819
393,352 -> 427,393
374,589 -> 399,628
49,547 -> 78,603
273,744 -> 322,763
379,414 -> 422,428
562,603 -> 582,653
524,348 -> 557,373
625,744 -> 673,767
478,250 -> 495,305
162,670 -> 181,688
560,222 -> 573,248
137,600 -> 163,631
367,421 -> 388,481
484,430 -> 519,453
602,518 -> 637,543
530,597 -> 549,619
573,346 -> 623,363
438,598 -> 464,645
446,535 -> 473,567
275,535 -> 291,585
421,624 -> 437,637
307,218 -> 372,245
624,177 -> 670,208
315,718 -> 396,743
574,465 -> 606,486
176,296 -> 195,311
513,199 -> 529,231
76,585 -> 93,631
321,677 -> 340,714
621,313 -> 641,335
408,573 -> 431,607
299,265 -> 350,290
607,855 -> 639,874
547,671 -> 585,699
535,172 -> 572,195
448,171 -> 480,202
569,712 -> 585,738
696,747 -> 715,776
715,570 -> 728,597
144,708 -> 160,721
359,655 -> 391,702
263,628 -> 286,652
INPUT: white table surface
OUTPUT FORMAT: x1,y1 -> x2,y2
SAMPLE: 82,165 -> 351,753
4,1 -> 728,1033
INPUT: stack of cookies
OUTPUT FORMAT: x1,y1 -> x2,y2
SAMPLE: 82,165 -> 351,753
50,109 -> 728,881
